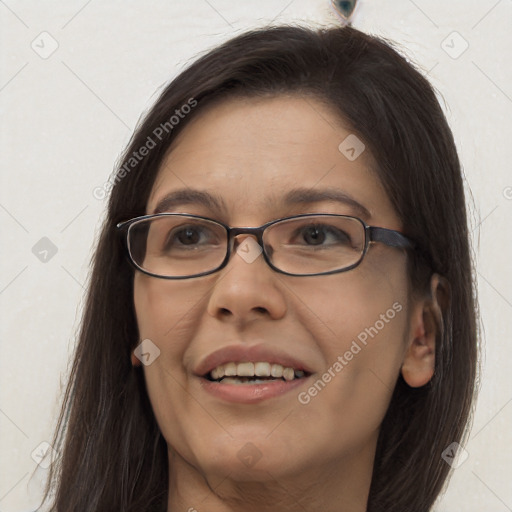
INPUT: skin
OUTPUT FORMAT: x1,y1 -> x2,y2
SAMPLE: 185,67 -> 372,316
132,95 -> 437,512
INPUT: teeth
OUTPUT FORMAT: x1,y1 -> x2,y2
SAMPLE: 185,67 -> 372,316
224,362 -> 237,376
211,365 -> 222,380
254,362 -> 271,377
283,367 -> 294,381
208,361 -> 306,382
220,377 -> 277,385
237,362 -> 254,377
270,364 -> 283,378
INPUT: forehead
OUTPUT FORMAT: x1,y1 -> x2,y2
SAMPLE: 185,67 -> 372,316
147,95 -> 399,227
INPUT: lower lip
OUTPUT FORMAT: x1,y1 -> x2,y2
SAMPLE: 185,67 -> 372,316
199,376 -> 310,403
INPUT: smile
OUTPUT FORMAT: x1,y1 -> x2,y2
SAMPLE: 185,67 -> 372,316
207,361 -> 307,384
196,344 -> 313,402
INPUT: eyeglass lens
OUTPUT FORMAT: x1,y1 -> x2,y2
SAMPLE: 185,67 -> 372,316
127,215 -> 366,277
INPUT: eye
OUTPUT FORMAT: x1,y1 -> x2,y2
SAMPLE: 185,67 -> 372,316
171,226 -> 203,245
295,224 -> 353,247
163,224 -> 219,251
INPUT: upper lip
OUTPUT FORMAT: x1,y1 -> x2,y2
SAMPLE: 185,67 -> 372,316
194,344 -> 313,377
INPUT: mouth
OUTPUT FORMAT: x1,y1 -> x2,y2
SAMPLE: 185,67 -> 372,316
195,344 -> 314,403
204,361 -> 309,385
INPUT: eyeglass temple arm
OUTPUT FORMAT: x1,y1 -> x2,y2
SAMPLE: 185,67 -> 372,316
369,226 -> 415,250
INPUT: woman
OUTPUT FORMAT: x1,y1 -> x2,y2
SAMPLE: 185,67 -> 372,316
40,24 -> 478,511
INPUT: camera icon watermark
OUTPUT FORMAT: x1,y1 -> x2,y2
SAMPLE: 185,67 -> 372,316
441,31 -> 469,59
441,441 -> 469,469
32,237 -> 58,263
503,186 -> 512,200
133,338 -> 161,366
237,442 -> 263,468
31,31 -> 59,59
236,238 -> 263,264
338,134 -> 365,161
31,441 -> 58,469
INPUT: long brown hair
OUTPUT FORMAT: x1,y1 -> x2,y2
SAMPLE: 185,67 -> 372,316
39,25 -> 478,511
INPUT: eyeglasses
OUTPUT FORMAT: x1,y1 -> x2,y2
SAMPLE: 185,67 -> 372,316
116,213 -> 415,279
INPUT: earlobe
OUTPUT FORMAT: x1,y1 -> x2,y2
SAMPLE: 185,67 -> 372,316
400,310 -> 436,387
131,351 -> 141,367
401,274 -> 448,388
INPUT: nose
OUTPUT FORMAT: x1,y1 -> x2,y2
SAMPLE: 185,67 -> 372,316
206,234 -> 287,324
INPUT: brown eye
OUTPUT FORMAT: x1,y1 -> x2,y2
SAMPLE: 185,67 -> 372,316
298,224 -> 352,246
163,224 -> 216,251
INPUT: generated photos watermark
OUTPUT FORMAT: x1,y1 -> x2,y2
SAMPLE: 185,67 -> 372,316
298,301 -> 403,405
31,31 -> 59,59
440,31 -> 469,60
31,441 -> 59,469
338,133 -> 366,161
237,442 -> 263,468
93,97 -> 198,200
133,338 -> 161,366
441,441 -> 469,469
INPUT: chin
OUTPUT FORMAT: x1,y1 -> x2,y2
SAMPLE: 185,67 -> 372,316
191,432 -> 304,480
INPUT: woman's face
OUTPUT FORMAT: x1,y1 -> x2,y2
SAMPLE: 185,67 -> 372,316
134,95 -> 421,495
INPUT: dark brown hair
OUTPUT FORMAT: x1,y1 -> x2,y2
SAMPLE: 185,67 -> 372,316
39,25 -> 478,511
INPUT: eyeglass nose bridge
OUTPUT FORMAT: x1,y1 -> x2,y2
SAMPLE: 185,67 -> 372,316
213,225 -> 272,275
225,226 -> 270,267
227,225 -> 267,248
224,224 -> 283,275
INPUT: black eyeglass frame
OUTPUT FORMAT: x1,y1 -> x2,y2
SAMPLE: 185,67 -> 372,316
116,212 -> 416,279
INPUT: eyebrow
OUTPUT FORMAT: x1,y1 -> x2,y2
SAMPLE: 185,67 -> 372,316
152,189 -> 227,214
151,187 -> 371,219
281,187 -> 371,219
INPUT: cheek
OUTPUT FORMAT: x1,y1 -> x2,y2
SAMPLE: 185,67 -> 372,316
133,276 -> 192,418
290,247 -> 409,350
133,273 -> 205,345
134,275 -> 221,465
292,254 -> 409,433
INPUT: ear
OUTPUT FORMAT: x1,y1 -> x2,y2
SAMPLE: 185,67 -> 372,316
401,273 -> 448,387
131,350 -> 141,367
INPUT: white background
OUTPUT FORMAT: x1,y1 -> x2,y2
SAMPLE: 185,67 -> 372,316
1,1 -> 511,511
